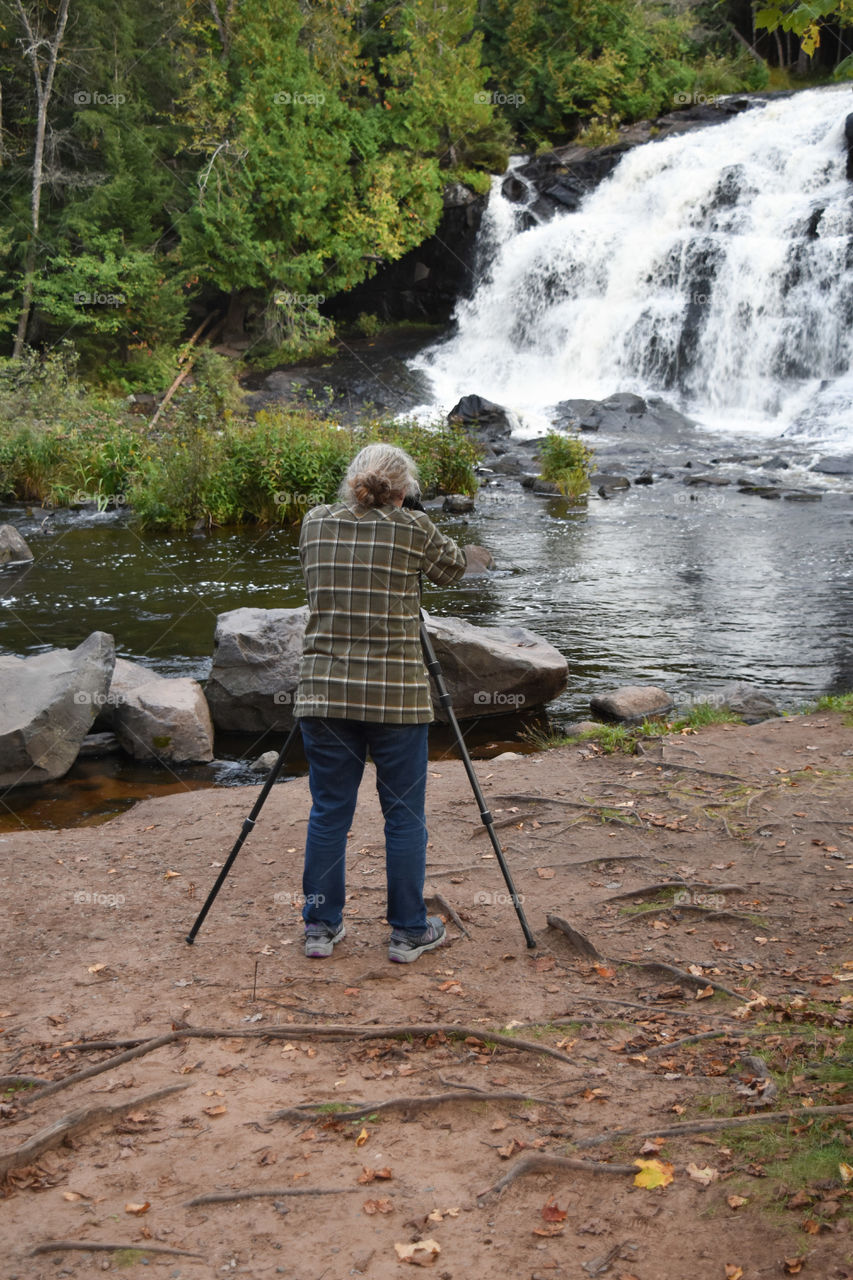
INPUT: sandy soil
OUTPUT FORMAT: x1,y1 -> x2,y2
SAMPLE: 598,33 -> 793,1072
1,712 -> 852,1280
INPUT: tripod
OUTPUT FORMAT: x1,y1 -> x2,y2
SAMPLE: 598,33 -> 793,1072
186,618 -> 536,948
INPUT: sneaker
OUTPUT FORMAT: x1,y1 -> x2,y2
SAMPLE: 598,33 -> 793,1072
388,915 -> 446,964
304,921 -> 346,958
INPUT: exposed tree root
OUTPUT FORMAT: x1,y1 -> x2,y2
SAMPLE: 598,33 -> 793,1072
30,1241 -> 203,1259
0,1084 -> 187,1181
186,1186 -> 363,1207
26,1032 -> 177,1102
269,1088 -> 573,1125
477,1152 -> 637,1200
576,1102 -> 853,1148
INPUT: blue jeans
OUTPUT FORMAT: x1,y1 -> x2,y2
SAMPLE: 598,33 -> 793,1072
299,717 -> 429,934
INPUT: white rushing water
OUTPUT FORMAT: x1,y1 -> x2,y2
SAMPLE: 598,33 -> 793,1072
412,87 -> 853,448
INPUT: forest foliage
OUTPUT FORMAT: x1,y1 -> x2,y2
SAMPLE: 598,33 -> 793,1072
0,0 -> 807,383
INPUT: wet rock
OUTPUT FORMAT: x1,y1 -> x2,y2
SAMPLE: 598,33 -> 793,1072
423,612 -> 568,721
531,479 -> 563,496
589,685 -> 675,724
738,483 -> 782,498
812,455 -> 853,476
551,398 -> 598,429
77,731 -> 121,759
447,394 -> 517,437
783,490 -> 823,501
685,474 -> 730,486
206,606 -> 309,732
718,681 -> 780,723
760,454 -> 790,470
206,606 -> 567,730
0,631 -> 116,788
251,750 -> 280,772
592,473 -> 630,491
463,544 -> 496,575
634,472 -> 654,485
114,675 -> 214,764
442,493 -> 475,514
486,453 -> 527,476
0,524 -> 33,567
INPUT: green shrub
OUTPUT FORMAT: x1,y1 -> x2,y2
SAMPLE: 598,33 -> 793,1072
538,431 -> 594,501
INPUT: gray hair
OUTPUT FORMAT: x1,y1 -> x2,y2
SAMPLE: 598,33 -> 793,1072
339,443 -> 420,508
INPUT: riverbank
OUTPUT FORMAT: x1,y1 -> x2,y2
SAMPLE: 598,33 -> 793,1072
2,710 -> 851,1276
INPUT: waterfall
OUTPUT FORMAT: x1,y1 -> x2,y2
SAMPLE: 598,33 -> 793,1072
412,87 -> 853,448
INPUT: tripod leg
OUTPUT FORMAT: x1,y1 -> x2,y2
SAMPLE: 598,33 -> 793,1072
420,615 -> 536,949
185,721 -> 302,944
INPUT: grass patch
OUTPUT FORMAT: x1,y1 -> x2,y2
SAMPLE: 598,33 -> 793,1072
0,347 -> 480,530
814,691 -> 853,726
537,430 -> 594,502
522,702 -> 744,756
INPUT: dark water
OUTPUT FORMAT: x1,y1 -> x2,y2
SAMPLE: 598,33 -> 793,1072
2,415 -> 852,830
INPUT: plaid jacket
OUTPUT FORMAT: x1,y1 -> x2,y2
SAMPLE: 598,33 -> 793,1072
295,501 -> 466,723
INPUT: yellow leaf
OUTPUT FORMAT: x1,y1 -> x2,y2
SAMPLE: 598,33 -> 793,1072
86,963 -> 106,974
394,1239 -> 441,1265
839,1161 -> 853,1184
686,1162 -> 719,1186
695,985 -> 714,1000
724,1268 -> 744,1280
633,1158 -> 674,1189
164,869 -> 181,879
355,1126 -> 369,1147
203,1104 -> 227,1117
125,1201 -> 150,1215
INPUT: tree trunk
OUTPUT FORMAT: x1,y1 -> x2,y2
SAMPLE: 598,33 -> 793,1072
12,0 -> 71,358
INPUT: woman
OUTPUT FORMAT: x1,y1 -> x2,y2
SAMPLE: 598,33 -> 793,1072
294,443 -> 466,961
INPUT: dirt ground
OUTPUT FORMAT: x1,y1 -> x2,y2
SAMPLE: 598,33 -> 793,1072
1,712 -> 852,1280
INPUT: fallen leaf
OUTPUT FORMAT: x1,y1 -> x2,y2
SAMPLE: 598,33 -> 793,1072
840,1161 -> 853,1184
532,1222 -> 565,1237
358,1166 -> 392,1183
203,1104 -> 227,1117
86,963 -> 106,974
394,1239 -> 441,1266
724,1268 -> 744,1280
541,1197 -> 568,1223
695,985 -> 715,1000
164,869 -> 181,879
363,1197 -> 393,1215
536,867 -> 555,879
639,1138 -> 665,1156
355,1126 -> 369,1147
62,1190 -> 85,1201
593,964 -> 616,980
783,1258 -> 805,1274
727,1194 -> 748,1209
685,1162 -> 719,1186
633,1158 -> 674,1189
125,1201 -> 150,1215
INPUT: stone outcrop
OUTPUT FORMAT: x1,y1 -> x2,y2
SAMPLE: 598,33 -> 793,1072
0,524 -> 34,568
206,606 -> 310,732
589,685 -> 675,724
95,657 -> 214,763
205,606 -> 567,732
717,682 -> 781,724
0,632 -> 115,787
422,612 -> 568,722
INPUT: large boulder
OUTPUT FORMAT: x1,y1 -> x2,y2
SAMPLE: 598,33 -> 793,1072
717,681 -> 780,724
423,613 -> 568,721
590,685 -> 675,724
447,395 -> 518,439
0,524 -> 34,568
0,632 -> 115,787
114,675 -> 214,763
205,606 -> 567,731
206,606 -> 310,732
